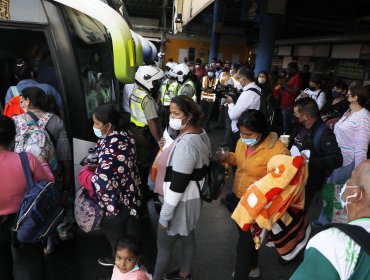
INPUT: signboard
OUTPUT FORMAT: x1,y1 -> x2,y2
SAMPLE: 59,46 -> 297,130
334,61 -> 365,80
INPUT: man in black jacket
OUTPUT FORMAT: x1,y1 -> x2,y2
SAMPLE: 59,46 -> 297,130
290,97 -> 343,209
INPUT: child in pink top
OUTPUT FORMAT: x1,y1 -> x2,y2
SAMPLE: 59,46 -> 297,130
111,236 -> 152,280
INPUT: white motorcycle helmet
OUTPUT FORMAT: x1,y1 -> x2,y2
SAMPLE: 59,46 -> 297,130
172,63 -> 190,83
135,65 -> 165,93
165,62 -> 178,79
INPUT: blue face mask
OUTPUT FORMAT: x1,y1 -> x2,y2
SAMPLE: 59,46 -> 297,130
93,123 -> 108,139
241,136 -> 259,146
332,90 -> 343,98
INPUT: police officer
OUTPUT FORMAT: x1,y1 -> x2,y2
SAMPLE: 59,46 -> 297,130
172,63 -> 197,103
130,65 -> 164,199
158,62 -> 179,130
200,68 -> 218,131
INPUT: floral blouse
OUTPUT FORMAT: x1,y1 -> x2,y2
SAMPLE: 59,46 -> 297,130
91,130 -> 141,217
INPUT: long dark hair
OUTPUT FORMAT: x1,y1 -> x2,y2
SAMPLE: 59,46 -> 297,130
94,103 -> 129,131
237,109 -> 270,141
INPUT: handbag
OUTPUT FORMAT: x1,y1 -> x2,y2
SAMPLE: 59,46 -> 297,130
74,187 -> 104,233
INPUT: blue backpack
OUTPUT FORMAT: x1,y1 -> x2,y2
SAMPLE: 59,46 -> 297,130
12,152 -> 64,243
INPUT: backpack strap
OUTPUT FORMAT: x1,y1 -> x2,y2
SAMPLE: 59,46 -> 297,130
26,111 -> 39,122
320,223 -> 370,255
248,87 -> 262,96
313,122 -> 326,157
19,152 -> 34,190
11,86 -> 20,97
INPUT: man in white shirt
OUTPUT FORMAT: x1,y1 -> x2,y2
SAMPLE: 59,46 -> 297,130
296,74 -> 326,110
226,67 -> 261,148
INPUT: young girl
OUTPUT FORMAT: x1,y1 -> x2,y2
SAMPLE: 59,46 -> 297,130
112,236 -> 152,280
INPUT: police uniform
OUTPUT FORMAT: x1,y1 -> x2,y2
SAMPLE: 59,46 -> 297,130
158,78 -> 179,130
200,76 -> 218,131
177,79 -> 196,103
129,87 -> 159,193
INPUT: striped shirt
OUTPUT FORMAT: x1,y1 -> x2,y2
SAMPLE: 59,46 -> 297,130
159,132 -> 211,236
334,108 -> 370,167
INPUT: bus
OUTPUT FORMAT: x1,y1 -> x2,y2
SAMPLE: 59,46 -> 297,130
0,0 -> 153,183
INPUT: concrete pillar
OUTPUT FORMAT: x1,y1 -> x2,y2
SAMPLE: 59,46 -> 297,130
254,0 -> 284,74
209,0 -> 224,63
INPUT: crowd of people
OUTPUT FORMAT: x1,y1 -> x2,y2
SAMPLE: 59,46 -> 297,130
1,53 -> 370,280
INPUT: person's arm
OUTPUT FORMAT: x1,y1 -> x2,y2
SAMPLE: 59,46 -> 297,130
28,152 -> 55,183
147,118 -> 161,143
142,96 -> 162,142
283,76 -> 302,97
227,91 -> 257,120
159,140 -> 197,228
311,128 -> 343,171
353,116 -> 370,167
5,87 -> 13,104
317,91 -> 326,111
78,165 -> 95,198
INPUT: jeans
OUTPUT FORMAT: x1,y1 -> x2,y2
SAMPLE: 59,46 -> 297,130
281,107 -> 293,135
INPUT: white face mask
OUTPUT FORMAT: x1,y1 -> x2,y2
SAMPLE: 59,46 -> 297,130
169,117 -> 187,130
258,77 -> 266,84
340,183 -> 361,210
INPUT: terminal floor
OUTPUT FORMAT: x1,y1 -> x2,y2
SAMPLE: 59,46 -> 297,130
46,124 -> 320,280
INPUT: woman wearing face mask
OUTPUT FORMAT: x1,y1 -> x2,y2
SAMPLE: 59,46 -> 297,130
256,70 -> 280,132
217,109 -> 289,280
78,103 -> 141,267
296,74 -> 326,110
153,95 -> 211,280
13,87 -> 72,177
320,86 -> 370,224
321,80 -> 349,126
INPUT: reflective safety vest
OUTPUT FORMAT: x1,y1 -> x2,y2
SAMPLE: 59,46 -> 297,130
160,79 -> 179,106
219,71 -> 230,86
201,77 -> 218,102
178,79 -> 196,102
130,88 -> 148,127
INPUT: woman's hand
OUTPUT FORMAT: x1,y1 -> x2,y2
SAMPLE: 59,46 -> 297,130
216,150 -> 229,162
159,223 -> 168,231
158,137 -> 166,149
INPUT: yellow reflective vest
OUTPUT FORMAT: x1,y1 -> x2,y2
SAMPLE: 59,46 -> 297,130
160,79 -> 179,106
130,88 -> 148,127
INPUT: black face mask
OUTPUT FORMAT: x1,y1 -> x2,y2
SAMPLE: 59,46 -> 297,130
216,67 -> 221,71
308,86 -> 316,91
223,67 -> 229,72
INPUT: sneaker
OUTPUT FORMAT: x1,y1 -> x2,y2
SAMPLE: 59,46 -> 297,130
248,267 -> 260,278
98,257 -> 114,267
163,269 -> 192,280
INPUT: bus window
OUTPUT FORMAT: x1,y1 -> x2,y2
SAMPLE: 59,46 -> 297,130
63,7 -> 114,119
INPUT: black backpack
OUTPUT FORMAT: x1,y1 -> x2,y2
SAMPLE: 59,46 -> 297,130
196,158 -> 225,203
